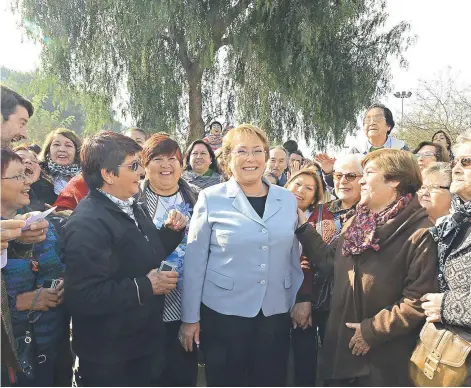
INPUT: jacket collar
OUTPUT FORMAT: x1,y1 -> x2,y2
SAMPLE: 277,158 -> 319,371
226,176 -> 282,226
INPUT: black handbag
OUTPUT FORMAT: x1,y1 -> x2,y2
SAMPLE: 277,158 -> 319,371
311,204 -> 334,312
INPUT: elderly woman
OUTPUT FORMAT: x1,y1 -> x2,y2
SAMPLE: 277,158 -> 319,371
138,134 -> 198,386
412,141 -> 450,171
39,128 -> 82,198
13,145 -> 54,211
420,131 -> 471,385
63,131 -> 187,386
182,140 -> 222,190
0,149 -> 67,386
289,155 -> 363,386
418,162 -> 452,224
295,149 -> 438,386
432,130 -> 454,161
180,124 -> 303,386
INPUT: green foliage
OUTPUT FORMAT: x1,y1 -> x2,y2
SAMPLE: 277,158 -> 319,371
1,66 -> 116,144
16,0 -> 413,147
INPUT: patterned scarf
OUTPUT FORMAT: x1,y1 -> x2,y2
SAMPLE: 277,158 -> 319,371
342,194 -> 413,256
429,195 -> 471,292
46,157 -> 81,178
182,170 -> 223,190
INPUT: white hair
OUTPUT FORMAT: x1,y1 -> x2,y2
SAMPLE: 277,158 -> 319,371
452,129 -> 471,154
333,154 -> 363,173
421,162 -> 452,186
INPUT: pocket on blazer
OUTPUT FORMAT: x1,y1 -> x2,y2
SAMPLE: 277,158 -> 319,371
206,269 -> 234,290
284,273 -> 292,289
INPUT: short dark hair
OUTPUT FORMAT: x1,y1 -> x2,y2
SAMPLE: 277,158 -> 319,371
366,103 -> 395,134
283,140 -> 298,154
80,131 -> 142,190
290,150 -> 304,158
1,86 -> 34,121
431,130 -> 453,151
412,141 -> 450,162
1,148 -> 23,176
141,134 -> 183,167
183,139 -> 219,172
27,144 -> 41,154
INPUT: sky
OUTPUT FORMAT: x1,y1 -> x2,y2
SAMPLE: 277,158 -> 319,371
1,0 -> 470,155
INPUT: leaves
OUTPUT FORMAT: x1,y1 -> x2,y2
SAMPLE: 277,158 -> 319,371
15,0 -> 412,147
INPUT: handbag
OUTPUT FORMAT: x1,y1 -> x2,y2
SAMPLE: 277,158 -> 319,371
311,204 -> 334,312
410,321 -> 471,387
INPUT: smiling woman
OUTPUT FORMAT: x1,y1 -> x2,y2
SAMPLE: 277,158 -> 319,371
62,131 -> 187,386
180,124 -> 303,387
138,133 -> 199,386
39,128 -> 82,198
295,149 -> 438,386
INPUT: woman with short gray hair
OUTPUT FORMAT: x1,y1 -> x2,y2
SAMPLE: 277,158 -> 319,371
418,162 -> 452,224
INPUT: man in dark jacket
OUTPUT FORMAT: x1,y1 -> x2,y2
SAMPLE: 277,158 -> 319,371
63,131 -> 186,386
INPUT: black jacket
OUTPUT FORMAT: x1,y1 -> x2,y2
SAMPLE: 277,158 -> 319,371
63,189 -> 184,364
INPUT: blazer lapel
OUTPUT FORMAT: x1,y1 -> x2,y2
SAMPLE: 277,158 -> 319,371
227,177 -> 266,227
263,181 -> 282,222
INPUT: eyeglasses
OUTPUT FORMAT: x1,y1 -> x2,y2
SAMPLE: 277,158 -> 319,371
451,157 -> 471,169
332,172 -> 362,182
1,169 -> 33,182
363,115 -> 385,125
118,160 -> 142,171
414,152 -> 437,159
418,184 -> 450,193
232,149 -> 266,159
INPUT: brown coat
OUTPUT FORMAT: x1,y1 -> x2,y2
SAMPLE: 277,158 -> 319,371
296,196 -> 438,386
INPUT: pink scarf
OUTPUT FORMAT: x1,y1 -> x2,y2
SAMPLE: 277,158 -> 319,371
342,194 -> 413,256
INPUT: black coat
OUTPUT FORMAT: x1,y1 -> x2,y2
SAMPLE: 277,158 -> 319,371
63,189 -> 184,364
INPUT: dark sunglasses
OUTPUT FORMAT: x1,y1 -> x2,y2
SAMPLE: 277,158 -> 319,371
451,157 -> 471,169
332,172 -> 362,182
118,160 -> 142,172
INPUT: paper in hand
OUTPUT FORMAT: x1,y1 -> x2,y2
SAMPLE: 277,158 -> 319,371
22,207 -> 57,231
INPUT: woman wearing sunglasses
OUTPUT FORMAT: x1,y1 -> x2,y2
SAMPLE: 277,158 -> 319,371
287,154 -> 362,386
418,162 -> 452,224
412,141 -> 450,172
420,131 -> 471,387
62,132 -> 187,386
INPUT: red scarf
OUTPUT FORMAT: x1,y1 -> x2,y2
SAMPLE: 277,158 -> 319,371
342,194 -> 413,256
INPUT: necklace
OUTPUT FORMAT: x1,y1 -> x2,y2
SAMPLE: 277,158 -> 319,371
246,183 -> 267,197
157,193 -> 179,218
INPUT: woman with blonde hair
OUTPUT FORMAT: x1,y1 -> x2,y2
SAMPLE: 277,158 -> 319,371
180,124 -> 303,386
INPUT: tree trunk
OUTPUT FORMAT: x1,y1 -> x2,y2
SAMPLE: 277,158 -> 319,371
186,68 -> 205,148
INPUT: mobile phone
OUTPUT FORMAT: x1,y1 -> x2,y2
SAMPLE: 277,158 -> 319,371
43,279 -> 60,289
158,261 -> 177,272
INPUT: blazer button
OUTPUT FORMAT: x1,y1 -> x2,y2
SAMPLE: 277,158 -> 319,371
261,264 -> 267,269
261,228 -> 267,234
262,246 -> 268,251
260,280 -> 266,285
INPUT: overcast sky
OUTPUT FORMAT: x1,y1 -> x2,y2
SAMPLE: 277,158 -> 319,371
1,0 -> 470,154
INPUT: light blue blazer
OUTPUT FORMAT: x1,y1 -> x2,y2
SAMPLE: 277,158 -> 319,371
181,177 -> 303,323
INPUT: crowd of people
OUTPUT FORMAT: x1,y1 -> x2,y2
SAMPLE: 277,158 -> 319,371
1,84 -> 470,387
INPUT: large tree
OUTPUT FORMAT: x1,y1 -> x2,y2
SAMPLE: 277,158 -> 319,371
395,69 -> 471,150
16,0 -> 412,147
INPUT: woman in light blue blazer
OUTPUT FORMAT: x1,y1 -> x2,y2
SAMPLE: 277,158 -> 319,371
179,124 -> 303,387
